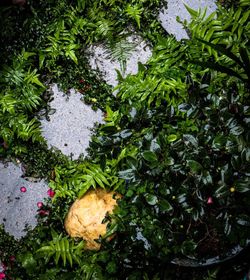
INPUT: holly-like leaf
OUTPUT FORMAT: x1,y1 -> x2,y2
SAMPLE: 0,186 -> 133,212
183,134 -> 198,148
186,160 -> 203,173
145,194 -> 158,205
159,199 -> 173,212
142,151 -> 158,162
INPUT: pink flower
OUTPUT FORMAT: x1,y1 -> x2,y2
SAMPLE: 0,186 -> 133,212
0,272 -> 5,279
20,186 -> 27,193
39,210 -> 49,216
207,197 -> 213,204
47,188 -> 55,198
9,255 -> 15,262
37,202 -> 43,208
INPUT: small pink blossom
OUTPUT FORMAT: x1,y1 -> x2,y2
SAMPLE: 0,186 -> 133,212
0,272 -> 6,279
20,186 -> 27,193
39,210 -> 49,216
207,197 -> 213,204
9,256 -> 15,262
37,202 -> 43,208
47,188 -> 55,198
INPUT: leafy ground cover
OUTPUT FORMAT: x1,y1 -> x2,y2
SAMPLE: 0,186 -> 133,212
0,0 -> 249,279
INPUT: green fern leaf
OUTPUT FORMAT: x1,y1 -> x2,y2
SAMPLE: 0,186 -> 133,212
125,4 -> 143,29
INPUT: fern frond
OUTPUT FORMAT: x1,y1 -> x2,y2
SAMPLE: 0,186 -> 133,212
37,230 -> 85,267
125,4 -> 143,29
96,19 -> 115,38
77,163 -> 111,198
106,37 -> 136,74
0,93 -> 17,114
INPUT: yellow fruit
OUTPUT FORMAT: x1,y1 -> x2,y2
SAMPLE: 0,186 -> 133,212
230,187 -> 235,193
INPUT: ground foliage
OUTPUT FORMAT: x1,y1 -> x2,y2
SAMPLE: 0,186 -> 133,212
0,0 -> 250,279
0,0 -> 165,155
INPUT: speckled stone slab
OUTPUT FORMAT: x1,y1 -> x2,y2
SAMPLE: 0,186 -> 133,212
41,84 -> 104,160
0,161 -> 48,239
159,0 -> 217,41
87,35 -> 152,87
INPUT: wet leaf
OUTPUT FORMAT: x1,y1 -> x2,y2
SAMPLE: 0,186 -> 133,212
235,178 -> 249,193
142,151 -> 158,162
230,125 -> 244,136
159,199 -> 173,212
118,169 -> 135,180
183,134 -> 198,148
145,194 -> 158,205
186,160 -> 203,173
167,134 -> 177,142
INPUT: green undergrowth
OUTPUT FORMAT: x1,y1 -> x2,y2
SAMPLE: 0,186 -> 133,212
0,0 -> 250,279
0,0 -> 166,157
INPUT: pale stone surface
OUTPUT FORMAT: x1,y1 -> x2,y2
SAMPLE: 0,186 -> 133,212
159,0 -> 217,41
87,35 -> 152,87
0,161 -> 48,239
41,84 -> 104,160
65,188 -> 121,250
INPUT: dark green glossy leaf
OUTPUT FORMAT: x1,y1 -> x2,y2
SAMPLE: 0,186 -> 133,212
215,185 -> 228,198
145,193 -> 158,205
101,125 -> 119,133
150,139 -> 161,152
106,261 -> 117,274
241,148 -> 250,162
165,157 -> 175,166
230,125 -> 244,136
231,155 -> 241,170
183,134 -> 198,148
159,199 -> 173,212
201,170 -> 213,185
181,240 -> 197,255
118,169 -> 135,180
235,178 -> 250,193
186,160 -> 203,173
236,215 -> 250,226
224,221 -> 232,236
142,150 -> 158,162
104,223 -> 118,239
212,135 -> 227,150
118,129 -> 133,139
